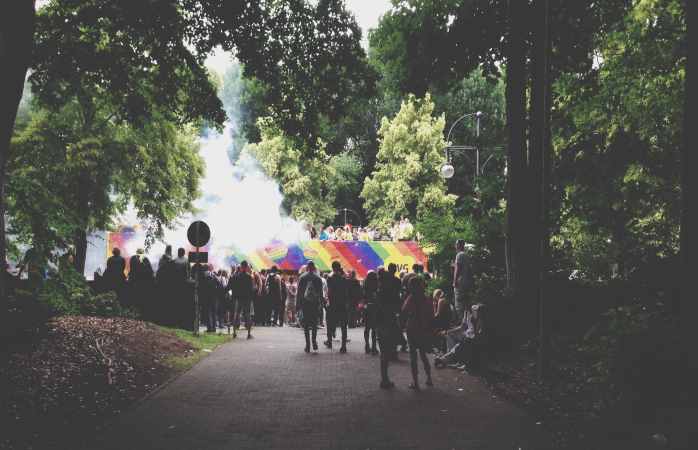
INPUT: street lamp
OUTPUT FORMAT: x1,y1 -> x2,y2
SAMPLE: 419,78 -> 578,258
440,111 -> 483,179
337,208 -> 361,227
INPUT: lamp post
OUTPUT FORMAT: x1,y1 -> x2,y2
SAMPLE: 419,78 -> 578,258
337,208 -> 361,227
440,112 -> 489,182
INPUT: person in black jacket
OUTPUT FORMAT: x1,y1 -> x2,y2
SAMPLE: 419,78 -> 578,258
228,261 -> 255,339
326,261 -> 350,353
297,261 -> 324,353
104,247 -> 126,301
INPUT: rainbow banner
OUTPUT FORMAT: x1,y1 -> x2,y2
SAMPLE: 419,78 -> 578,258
106,228 -> 427,278
226,240 -> 427,277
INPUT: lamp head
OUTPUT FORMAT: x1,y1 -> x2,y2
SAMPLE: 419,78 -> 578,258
440,163 -> 455,179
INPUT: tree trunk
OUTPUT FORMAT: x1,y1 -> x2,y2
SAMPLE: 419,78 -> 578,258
74,229 -> 88,276
530,0 -> 551,379
0,2 -> 35,326
505,0 -> 529,301
680,0 -> 695,363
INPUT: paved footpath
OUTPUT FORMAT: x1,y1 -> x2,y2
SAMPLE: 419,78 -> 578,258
90,327 -> 549,450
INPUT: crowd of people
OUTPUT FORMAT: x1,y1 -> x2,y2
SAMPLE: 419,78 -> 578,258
98,238 -> 483,389
308,217 -> 417,242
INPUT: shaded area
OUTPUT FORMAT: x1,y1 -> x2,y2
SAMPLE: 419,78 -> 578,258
0,318 -> 196,450
89,327 -> 550,450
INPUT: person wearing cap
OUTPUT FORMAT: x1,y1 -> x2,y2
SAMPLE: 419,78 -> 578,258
297,261 -> 324,352
325,261 -> 350,353
452,239 -> 472,323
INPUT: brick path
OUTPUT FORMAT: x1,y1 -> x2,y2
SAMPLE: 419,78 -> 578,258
90,327 -> 548,450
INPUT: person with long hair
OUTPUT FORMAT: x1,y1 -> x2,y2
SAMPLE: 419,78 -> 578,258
401,275 -> 434,390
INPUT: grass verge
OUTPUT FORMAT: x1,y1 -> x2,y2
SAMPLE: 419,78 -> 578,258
157,326 -> 232,372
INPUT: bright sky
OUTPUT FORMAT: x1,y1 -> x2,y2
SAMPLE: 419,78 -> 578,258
206,0 -> 393,74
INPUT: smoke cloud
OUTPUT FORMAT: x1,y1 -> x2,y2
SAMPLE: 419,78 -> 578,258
107,122 -> 309,271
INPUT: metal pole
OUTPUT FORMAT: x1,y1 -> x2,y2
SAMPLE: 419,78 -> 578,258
193,221 -> 200,336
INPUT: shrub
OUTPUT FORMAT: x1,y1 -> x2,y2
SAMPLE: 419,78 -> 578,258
36,266 -> 138,319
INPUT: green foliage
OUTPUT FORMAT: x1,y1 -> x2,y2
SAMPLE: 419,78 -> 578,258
242,119 -> 337,225
7,100 -> 204,257
580,302 -> 668,388
235,0 -> 376,154
37,267 -> 136,318
328,152 -> 363,215
31,0 -> 227,128
361,94 -> 455,230
553,0 -> 685,280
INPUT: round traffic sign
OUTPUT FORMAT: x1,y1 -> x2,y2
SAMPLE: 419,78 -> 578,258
187,220 -> 211,248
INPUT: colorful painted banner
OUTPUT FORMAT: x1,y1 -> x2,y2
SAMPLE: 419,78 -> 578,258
226,240 -> 428,277
106,227 -> 427,278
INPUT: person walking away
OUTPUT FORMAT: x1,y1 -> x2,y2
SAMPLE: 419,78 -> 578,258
155,245 -> 174,325
347,270 -> 361,328
452,239 -> 472,323
401,275 -> 434,390
286,276 -> 298,325
374,271 -> 397,389
259,269 -> 271,325
380,263 -> 404,357
229,261 -> 255,339
127,249 -> 147,313
326,261 -> 350,353
266,266 -> 284,326
297,261 -> 323,353
104,247 -> 126,302
172,248 -> 191,329
140,256 -> 156,321
198,264 -> 219,332
320,272 -> 329,328
363,272 -> 379,354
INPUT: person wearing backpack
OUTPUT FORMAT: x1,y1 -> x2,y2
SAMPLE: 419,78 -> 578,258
326,261 -> 350,353
401,275 -> 434,390
297,261 -> 324,353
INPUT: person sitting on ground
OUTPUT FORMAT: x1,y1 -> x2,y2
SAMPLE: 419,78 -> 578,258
432,289 -> 451,347
434,303 -> 486,371
401,275 -> 434,390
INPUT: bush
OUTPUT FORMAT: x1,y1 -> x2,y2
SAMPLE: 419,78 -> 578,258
36,267 -> 137,319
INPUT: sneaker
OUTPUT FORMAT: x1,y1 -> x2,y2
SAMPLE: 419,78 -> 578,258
305,345 -> 310,353
312,341 -> 318,351
339,347 -> 347,354
379,380 -> 395,389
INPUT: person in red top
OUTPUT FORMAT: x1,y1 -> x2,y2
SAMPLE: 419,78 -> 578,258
400,275 -> 434,390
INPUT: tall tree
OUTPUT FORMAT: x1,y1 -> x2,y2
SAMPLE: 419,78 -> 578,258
680,0 -> 694,359
8,100 -> 204,274
0,0 -> 35,314
360,94 -> 455,231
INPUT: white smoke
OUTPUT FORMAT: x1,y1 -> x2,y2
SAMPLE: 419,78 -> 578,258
111,123 -> 310,270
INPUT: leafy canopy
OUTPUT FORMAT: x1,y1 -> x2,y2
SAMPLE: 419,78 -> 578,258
361,94 -> 455,230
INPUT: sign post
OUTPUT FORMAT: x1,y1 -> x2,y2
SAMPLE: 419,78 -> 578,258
187,221 -> 211,336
